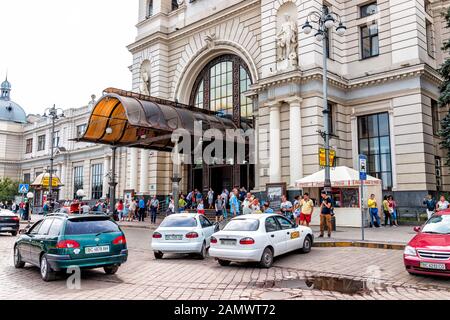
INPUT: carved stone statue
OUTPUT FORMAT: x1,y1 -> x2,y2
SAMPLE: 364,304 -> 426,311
139,69 -> 150,95
276,14 -> 298,70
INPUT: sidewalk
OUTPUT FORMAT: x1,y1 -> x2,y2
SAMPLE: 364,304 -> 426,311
21,214 -> 415,245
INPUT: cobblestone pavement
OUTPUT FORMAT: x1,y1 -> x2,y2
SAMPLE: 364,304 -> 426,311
0,228 -> 449,300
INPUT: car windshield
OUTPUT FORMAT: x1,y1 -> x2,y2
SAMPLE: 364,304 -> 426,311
160,216 -> 197,228
64,218 -> 120,235
223,219 -> 260,231
422,215 -> 450,234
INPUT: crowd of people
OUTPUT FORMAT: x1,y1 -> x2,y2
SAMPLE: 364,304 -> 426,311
367,194 -> 400,228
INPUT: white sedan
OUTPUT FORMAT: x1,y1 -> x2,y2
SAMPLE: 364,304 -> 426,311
209,214 -> 313,268
151,213 -> 219,259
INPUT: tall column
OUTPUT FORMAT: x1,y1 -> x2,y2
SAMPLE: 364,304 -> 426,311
130,148 -> 139,191
254,110 -> 260,191
268,101 -> 281,183
287,97 -> 303,187
58,163 -> 65,200
140,149 -> 150,194
103,156 -> 110,198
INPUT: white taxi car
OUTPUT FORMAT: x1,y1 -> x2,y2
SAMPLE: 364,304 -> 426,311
151,213 -> 219,259
209,214 -> 313,268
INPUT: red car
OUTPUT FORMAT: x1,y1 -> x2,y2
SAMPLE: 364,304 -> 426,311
404,210 -> 450,277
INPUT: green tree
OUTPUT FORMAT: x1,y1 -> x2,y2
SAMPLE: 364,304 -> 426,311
439,7 -> 450,164
0,178 -> 20,202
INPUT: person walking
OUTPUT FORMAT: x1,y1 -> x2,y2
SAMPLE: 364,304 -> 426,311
423,194 -> 436,220
388,195 -> 399,227
319,191 -> 333,238
138,197 -> 146,222
242,193 -> 253,215
229,188 -> 240,218
207,188 -> 214,209
299,193 -> 314,227
280,195 -> 293,220
178,195 -> 187,212
382,195 -> 392,226
368,194 -> 381,228
436,195 -> 449,212
116,200 -> 124,221
215,195 -> 224,223
128,199 -> 136,222
197,199 -> 205,215
42,201 -> 50,216
150,195 -> 159,224
221,189 -> 228,219
168,197 -> 175,215
195,189 -> 203,208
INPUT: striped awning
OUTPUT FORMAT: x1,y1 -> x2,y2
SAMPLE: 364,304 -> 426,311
76,88 -> 251,152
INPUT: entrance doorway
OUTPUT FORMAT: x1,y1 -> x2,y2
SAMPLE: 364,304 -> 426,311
210,166 -> 233,195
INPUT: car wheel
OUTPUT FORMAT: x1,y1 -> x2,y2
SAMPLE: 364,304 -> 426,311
259,247 -> 274,268
40,254 -> 56,282
218,259 -> 231,266
300,235 -> 312,254
13,246 -> 25,268
11,231 -> 17,237
198,242 -> 207,260
104,265 -> 119,275
154,251 -> 164,259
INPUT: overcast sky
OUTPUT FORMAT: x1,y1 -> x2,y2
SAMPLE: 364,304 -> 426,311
0,0 -> 138,114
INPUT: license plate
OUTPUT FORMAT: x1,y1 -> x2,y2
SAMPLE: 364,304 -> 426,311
85,246 -> 110,254
221,239 -> 236,246
420,262 -> 446,270
1,227 -> 13,231
165,234 -> 183,241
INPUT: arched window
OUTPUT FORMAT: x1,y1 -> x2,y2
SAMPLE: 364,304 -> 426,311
172,0 -> 179,11
191,55 -> 253,120
146,0 -> 153,18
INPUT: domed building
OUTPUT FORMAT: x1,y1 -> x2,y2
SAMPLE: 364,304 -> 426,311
0,77 -> 28,180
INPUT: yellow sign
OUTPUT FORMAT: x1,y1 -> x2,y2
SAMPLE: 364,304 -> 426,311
291,231 -> 300,239
42,177 -> 60,188
319,148 -> 336,167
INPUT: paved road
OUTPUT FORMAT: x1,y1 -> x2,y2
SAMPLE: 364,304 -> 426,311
0,227 -> 449,300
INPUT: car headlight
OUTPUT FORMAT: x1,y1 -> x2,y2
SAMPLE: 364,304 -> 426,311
404,246 -> 417,256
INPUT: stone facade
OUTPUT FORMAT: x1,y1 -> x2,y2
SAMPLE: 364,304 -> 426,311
0,0 -> 449,214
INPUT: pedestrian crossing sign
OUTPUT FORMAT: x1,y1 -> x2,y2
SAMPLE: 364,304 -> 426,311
18,184 -> 29,194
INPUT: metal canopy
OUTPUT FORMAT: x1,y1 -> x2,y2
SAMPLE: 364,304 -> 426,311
76,88 -> 252,152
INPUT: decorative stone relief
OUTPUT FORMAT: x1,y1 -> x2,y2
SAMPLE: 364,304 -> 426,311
204,32 -> 217,49
139,61 -> 151,95
276,14 -> 298,72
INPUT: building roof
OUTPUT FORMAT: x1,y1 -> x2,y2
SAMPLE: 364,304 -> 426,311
0,77 -> 27,124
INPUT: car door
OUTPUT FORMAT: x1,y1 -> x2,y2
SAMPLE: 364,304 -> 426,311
29,218 -> 54,265
45,218 -> 64,255
274,216 -> 302,253
19,220 -> 43,262
199,215 -> 215,246
264,216 -> 287,256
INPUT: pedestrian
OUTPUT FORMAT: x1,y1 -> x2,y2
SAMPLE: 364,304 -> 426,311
116,200 -> 124,221
207,188 -> 214,209
150,195 -> 159,224
215,195 -> 224,223
221,189 -> 228,219
197,199 -> 205,214
43,201 -> 49,216
242,192 -> 253,215
195,189 -> 203,207
382,195 -> 392,226
128,199 -> 136,222
263,202 -> 274,213
388,195 -> 399,227
423,194 -> 436,220
280,195 -> 293,220
299,193 -> 314,227
436,195 -> 449,212
81,202 -> 90,215
168,197 -> 175,215
23,201 -> 30,221
178,195 -> 187,212
11,202 -> 17,214
319,191 -> 333,238
250,198 -> 261,213
137,197 -> 145,222
368,194 -> 380,228
229,188 -> 240,217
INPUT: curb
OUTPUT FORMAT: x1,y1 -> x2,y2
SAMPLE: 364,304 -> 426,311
313,240 -> 406,250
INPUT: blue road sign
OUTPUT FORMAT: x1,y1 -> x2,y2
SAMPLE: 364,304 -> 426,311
18,184 -> 29,194
359,155 -> 367,181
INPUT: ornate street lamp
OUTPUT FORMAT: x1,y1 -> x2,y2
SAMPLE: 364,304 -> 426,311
43,105 -> 65,210
105,127 -> 117,217
302,8 -> 346,192
26,192 -> 34,228
76,189 -> 85,200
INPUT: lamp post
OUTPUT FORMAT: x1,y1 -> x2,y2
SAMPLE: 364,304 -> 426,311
26,192 -> 34,228
302,8 -> 346,193
76,189 -> 85,201
105,127 -> 117,217
43,105 -> 65,210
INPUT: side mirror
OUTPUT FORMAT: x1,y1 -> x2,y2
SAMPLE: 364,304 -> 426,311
413,226 -> 421,233
214,222 -> 220,232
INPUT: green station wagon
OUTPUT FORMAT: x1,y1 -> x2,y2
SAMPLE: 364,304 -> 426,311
13,214 -> 128,281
